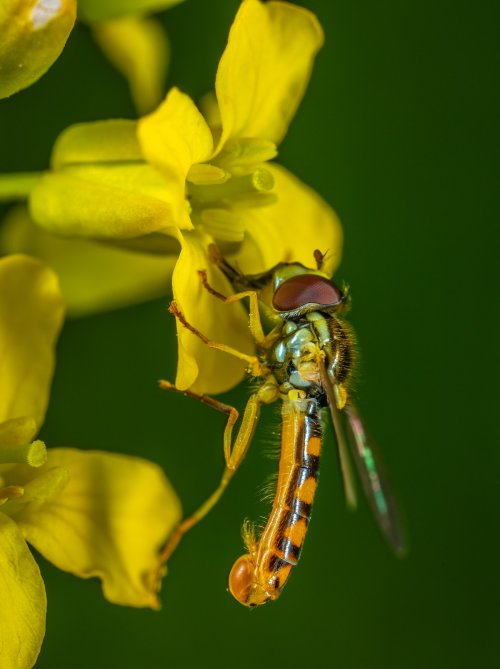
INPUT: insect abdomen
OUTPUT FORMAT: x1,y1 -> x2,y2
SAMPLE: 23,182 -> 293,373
229,397 -> 322,606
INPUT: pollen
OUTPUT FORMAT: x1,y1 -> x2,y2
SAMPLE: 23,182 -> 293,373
288,388 -> 306,401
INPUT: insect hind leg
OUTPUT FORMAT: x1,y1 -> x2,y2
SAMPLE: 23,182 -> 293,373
158,384 -> 276,564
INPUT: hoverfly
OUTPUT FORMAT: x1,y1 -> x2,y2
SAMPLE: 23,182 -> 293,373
160,246 -> 404,607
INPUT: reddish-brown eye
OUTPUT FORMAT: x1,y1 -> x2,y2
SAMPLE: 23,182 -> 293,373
272,275 -> 343,312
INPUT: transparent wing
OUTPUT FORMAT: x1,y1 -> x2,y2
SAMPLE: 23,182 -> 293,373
319,365 -> 358,510
343,401 -> 406,555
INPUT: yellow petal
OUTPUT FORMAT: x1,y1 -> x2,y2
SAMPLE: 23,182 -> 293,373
29,164 -> 185,240
17,448 -> 182,609
51,120 -> 142,168
0,255 -> 64,428
236,164 -> 343,277
138,88 -> 213,227
172,229 -> 254,394
78,0 -> 184,23
215,0 -> 323,149
0,0 -> 76,99
93,17 -> 169,116
1,206 -> 176,317
198,90 -> 222,136
0,513 -> 46,669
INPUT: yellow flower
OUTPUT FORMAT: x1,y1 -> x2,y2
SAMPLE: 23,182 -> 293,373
0,0 -> 182,109
0,0 -> 76,99
0,255 -> 181,668
16,0 -> 342,393
0,205 -> 176,317
80,0 -> 186,115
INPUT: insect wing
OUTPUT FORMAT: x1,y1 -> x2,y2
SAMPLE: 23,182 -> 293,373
344,402 -> 406,555
319,365 -> 358,510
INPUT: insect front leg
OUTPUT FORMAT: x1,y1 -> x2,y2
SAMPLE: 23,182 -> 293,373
198,269 -> 273,348
169,300 -> 263,377
158,382 -> 279,564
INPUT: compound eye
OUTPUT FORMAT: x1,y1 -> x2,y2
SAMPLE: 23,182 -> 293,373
272,274 -> 343,312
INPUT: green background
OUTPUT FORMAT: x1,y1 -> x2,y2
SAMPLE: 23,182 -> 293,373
1,0 -> 498,666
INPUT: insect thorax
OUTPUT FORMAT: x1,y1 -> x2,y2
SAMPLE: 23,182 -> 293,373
267,311 -> 354,402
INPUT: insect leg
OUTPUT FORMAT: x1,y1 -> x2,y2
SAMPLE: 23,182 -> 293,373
159,387 -> 272,564
198,269 -> 269,347
169,300 -> 262,376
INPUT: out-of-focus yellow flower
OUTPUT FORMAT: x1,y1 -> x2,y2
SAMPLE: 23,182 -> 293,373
80,0 -> 185,115
0,205 -> 176,317
78,0 -> 184,22
0,254 -> 181,668
0,0 -> 76,99
0,0 -> 183,109
92,14 -> 171,116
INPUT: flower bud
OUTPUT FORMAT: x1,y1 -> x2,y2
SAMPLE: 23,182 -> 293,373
0,0 -> 76,99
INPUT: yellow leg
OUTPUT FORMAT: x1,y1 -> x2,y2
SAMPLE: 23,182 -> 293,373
198,269 -> 271,347
159,382 -> 271,563
169,301 -> 262,376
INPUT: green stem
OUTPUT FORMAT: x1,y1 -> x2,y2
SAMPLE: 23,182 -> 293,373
0,171 -> 43,201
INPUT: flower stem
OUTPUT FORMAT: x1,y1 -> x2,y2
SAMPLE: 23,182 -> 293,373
0,172 -> 42,201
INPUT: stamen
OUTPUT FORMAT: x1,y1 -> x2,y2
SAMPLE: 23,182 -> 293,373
187,163 -> 228,185
228,192 -> 278,208
0,440 -> 47,467
0,486 -> 24,504
9,466 -> 69,505
187,168 -> 274,206
214,138 -> 278,168
0,416 -> 38,447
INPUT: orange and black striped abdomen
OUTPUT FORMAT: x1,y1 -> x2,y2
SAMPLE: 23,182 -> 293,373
273,398 -> 322,565
236,396 -> 322,605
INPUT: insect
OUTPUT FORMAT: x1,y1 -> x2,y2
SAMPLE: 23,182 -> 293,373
160,246 -> 404,607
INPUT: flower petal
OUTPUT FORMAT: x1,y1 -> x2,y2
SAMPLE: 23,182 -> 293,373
0,0 -> 76,99
215,0 -> 323,148
0,513 -> 46,669
0,255 -> 64,428
172,229 -> 254,394
29,164 -> 184,240
51,120 -> 142,168
17,449 -> 182,609
138,88 -> 213,228
93,17 -> 169,116
1,206 -> 175,317
236,164 -> 343,277
78,0 -> 184,23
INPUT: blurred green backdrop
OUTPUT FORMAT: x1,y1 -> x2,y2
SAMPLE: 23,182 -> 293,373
1,0 -> 498,667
